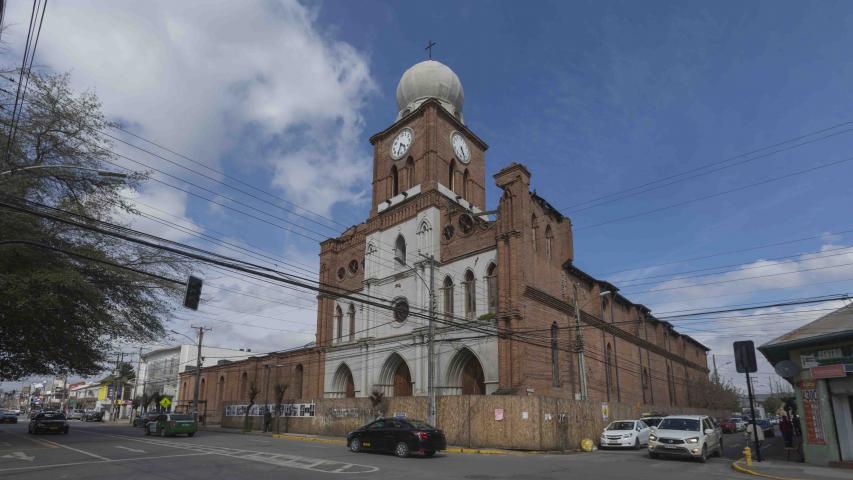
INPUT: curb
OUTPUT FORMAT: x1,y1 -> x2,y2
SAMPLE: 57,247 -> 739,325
272,434 -> 345,445
444,447 -> 512,455
731,458 -> 806,480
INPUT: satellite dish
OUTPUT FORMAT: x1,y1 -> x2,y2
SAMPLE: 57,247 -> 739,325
774,360 -> 799,379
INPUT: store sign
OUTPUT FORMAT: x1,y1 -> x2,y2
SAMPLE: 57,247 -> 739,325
811,364 -> 845,379
800,380 -> 826,445
801,354 -> 818,369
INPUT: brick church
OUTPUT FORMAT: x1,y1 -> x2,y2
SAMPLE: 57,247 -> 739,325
181,60 -> 710,420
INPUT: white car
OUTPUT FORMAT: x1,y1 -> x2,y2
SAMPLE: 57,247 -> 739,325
600,419 -> 651,449
648,415 -> 723,462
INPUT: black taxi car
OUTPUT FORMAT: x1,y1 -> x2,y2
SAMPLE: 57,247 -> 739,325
347,417 -> 446,457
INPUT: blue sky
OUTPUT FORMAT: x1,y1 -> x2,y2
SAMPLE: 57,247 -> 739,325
3,0 -> 853,392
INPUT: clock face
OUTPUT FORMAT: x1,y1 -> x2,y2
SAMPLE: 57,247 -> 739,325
451,132 -> 470,163
390,128 -> 413,159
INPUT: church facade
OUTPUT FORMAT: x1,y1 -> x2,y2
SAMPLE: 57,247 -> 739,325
181,60 -> 710,418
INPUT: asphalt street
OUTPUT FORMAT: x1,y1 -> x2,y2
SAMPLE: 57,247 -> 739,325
0,419 -> 745,480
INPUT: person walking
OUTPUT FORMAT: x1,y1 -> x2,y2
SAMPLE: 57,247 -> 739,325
779,415 -> 794,448
263,407 -> 272,433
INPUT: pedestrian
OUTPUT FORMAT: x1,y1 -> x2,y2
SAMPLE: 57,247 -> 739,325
263,407 -> 272,433
779,415 -> 794,448
792,414 -> 802,437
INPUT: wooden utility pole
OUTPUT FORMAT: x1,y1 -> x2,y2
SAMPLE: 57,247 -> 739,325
191,325 -> 212,420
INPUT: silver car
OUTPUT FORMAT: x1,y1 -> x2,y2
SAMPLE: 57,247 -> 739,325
648,415 -> 723,462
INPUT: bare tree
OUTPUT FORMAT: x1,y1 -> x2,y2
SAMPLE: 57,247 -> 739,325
243,383 -> 260,432
274,383 -> 288,434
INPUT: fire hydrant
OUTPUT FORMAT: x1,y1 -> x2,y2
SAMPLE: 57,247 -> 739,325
743,446 -> 752,466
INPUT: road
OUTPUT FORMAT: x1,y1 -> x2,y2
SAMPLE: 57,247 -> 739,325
0,419 -> 742,480
721,427 -> 789,461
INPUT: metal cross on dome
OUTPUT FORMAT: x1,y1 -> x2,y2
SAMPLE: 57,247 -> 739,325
425,40 -> 436,59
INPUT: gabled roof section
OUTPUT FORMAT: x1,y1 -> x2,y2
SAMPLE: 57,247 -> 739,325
760,302 -> 853,353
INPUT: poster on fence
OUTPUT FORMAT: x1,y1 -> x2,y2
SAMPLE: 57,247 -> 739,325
224,403 -> 315,417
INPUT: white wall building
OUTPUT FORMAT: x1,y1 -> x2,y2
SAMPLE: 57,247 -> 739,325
134,345 -> 249,403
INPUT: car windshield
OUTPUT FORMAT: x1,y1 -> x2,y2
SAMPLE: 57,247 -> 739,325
169,415 -> 194,421
658,418 -> 700,431
642,418 -> 662,427
606,421 -> 635,431
405,420 -> 435,430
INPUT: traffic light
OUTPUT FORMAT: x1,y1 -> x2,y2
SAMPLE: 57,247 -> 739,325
183,275 -> 203,310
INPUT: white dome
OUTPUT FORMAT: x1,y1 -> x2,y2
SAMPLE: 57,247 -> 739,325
396,60 -> 464,121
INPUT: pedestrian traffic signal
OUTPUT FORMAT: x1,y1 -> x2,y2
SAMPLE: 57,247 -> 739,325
184,275 -> 203,310
733,340 -> 757,373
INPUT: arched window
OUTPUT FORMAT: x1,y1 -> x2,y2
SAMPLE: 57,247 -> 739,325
239,372 -> 247,400
551,322 -> 560,387
390,165 -> 399,197
442,276 -> 454,319
394,234 -> 406,266
486,263 -> 497,314
667,364 -> 676,406
531,214 -> 538,252
545,225 -> 553,260
417,220 -> 431,254
347,303 -> 355,342
334,305 -> 343,342
406,157 -> 415,189
216,376 -> 225,412
462,169 -> 469,199
293,364 -> 304,400
448,159 -> 456,192
200,378 -> 206,400
605,343 -> 614,401
463,270 -> 476,320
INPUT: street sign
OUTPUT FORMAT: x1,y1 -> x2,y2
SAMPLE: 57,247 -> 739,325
733,340 -> 757,373
159,397 -> 172,409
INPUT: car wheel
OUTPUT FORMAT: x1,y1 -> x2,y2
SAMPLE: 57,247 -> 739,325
394,441 -> 410,458
160,428 -> 166,438
717,438 -> 724,457
349,438 -> 362,453
424,450 -> 436,457
145,428 -> 150,436
698,445 -> 708,463
649,452 -> 658,459
188,432 -> 195,437
633,438 -> 640,450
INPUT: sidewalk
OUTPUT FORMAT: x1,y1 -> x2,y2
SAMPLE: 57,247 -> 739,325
732,458 -> 853,480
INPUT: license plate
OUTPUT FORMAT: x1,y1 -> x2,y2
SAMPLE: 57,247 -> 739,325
662,445 -> 677,449
609,442 -> 621,445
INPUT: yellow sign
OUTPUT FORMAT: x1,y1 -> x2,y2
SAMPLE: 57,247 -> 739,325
159,397 -> 172,409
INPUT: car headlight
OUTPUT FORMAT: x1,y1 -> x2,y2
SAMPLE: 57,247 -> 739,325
622,433 -> 632,438
649,434 -> 656,441
686,437 -> 699,444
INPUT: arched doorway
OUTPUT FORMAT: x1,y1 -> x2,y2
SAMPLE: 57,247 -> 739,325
378,353 -> 413,397
447,347 -> 486,395
332,364 -> 356,398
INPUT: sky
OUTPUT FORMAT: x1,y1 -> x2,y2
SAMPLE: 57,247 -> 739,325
2,0 -> 853,394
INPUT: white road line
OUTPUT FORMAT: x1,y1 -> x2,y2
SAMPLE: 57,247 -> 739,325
115,446 -> 146,453
0,452 -> 212,473
39,438 -> 110,461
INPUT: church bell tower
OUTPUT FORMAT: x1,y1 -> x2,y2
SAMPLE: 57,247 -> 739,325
368,60 -> 488,218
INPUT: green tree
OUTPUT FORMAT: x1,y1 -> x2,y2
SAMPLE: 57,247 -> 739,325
0,71 -> 187,380
762,395 -> 782,415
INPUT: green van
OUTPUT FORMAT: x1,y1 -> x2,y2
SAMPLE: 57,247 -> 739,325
145,414 -> 197,437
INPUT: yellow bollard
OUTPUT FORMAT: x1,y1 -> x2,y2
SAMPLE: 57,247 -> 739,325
743,446 -> 752,466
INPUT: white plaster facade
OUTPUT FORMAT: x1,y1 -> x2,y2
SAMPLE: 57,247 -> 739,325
134,345 -> 249,401
324,201 -> 499,398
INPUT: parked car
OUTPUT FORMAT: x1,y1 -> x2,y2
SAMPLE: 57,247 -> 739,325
0,410 -> 18,424
145,414 -> 197,437
728,417 -> 746,432
28,411 -> 69,434
720,419 -> 737,434
756,419 -> 775,437
133,412 -> 160,428
640,416 -> 664,429
347,417 -> 447,457
648,415 -> 723,462
67,410 -> 84,420
600,420 -> 651,449
82,410 -> 104,422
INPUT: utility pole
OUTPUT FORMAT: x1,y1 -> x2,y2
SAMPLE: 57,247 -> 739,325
133,346 -> 143,417
712,355 -> 719,384
427,254 -> 436,426
110,353 -> 124,421
191,325 -> 211,420
572,283 -> 588,400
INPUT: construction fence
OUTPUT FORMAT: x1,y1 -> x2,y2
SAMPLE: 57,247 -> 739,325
220,395 -> 728,451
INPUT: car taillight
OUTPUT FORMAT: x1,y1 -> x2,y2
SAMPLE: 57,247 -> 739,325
413,431 -> 429,441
